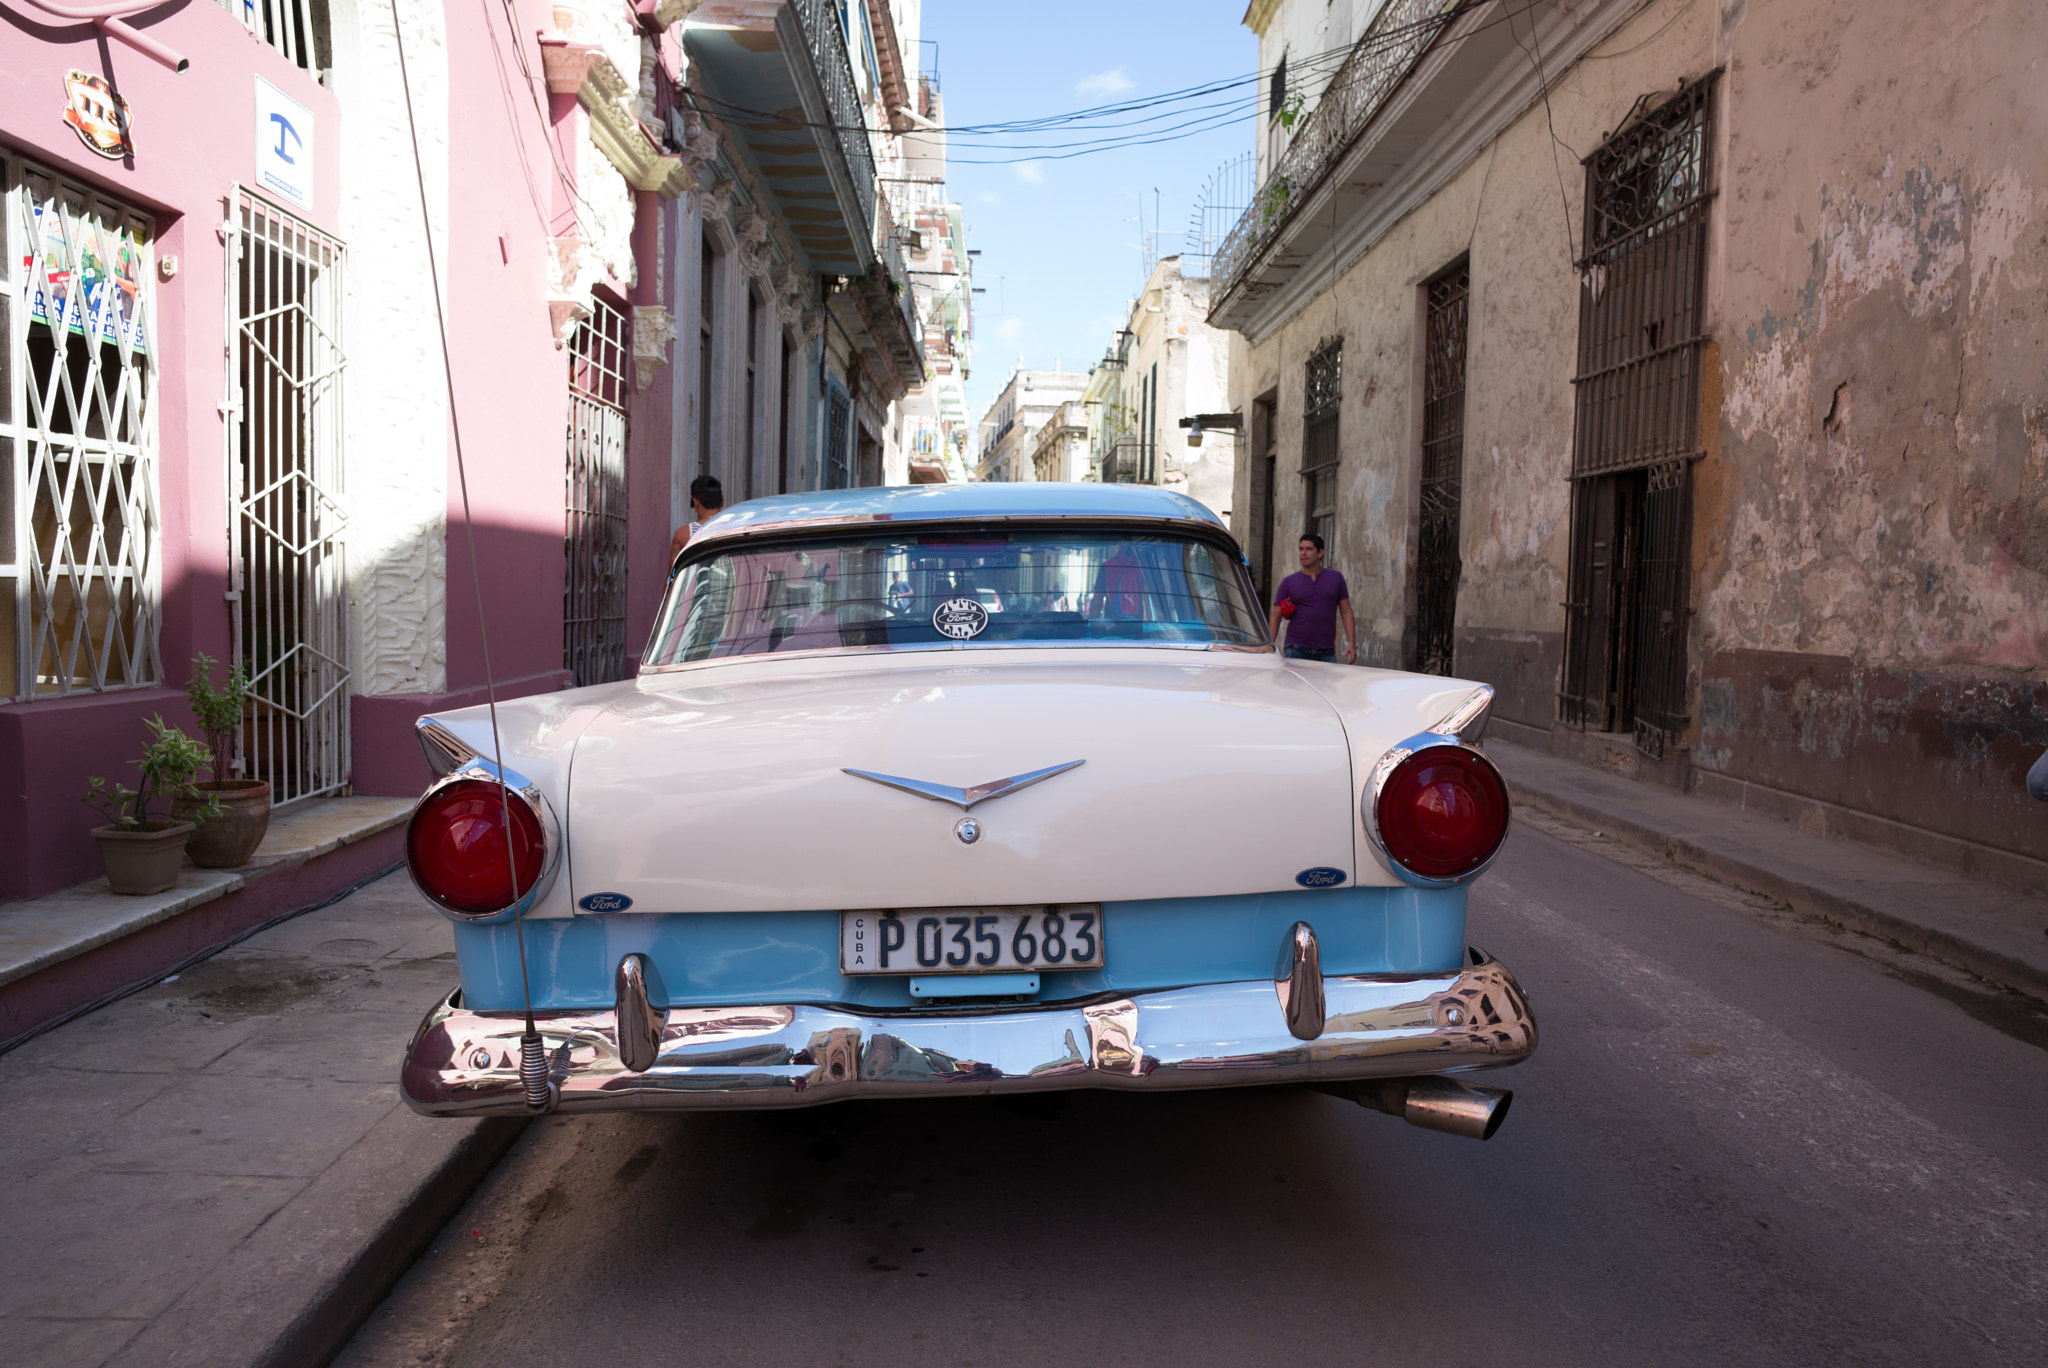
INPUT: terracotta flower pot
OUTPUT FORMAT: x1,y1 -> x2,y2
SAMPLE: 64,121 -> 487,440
92,819 -> 197,896
182,779 -> 273,869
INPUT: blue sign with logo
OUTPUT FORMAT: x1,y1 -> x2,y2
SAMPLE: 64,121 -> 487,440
1294,867 -> 1347,888
577,892 -> 634,913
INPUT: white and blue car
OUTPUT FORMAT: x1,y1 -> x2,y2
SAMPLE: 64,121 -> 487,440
399,484 -> 1536,1139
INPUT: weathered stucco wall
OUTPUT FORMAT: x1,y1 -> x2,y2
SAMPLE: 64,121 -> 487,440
1226,0 -> 2048,866
1697,1 -> 2048,861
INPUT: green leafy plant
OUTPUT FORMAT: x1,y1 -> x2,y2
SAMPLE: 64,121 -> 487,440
83,716 -> 224,831
1260,175 -> 1295,225
1277,93 -> 1307,133
184,652 -> 248,781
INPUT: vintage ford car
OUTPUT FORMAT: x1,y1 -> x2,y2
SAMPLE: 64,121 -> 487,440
399,484 -> 1535,1139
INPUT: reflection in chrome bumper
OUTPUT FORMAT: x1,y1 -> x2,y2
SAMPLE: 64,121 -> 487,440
400,952 -> 1536,1117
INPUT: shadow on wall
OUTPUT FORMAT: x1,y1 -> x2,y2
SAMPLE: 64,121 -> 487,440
0,519 -> 662,902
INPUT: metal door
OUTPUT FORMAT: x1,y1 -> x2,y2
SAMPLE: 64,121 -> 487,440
1415,262 -> 1468,676
227,187 -> 348,805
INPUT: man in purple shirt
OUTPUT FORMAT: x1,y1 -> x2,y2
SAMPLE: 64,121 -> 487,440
1268,533 -> 1355,664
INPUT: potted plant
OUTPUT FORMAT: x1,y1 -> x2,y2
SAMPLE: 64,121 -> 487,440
180,653 -> 273,868
84,716 -> 223,896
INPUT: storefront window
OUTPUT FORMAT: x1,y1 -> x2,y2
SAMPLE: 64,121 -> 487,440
0,157 -> 159,699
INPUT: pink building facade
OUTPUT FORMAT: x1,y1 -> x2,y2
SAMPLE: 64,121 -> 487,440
2,0 -> 935,900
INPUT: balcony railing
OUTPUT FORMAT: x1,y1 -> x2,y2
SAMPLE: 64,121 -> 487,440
1212,0 -> 1460,294
790,0 -> 877,237
1102,435 -> 1154,485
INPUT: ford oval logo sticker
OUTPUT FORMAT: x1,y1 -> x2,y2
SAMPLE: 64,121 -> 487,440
578,892 -> 633,913
1295,867 -> 1347,888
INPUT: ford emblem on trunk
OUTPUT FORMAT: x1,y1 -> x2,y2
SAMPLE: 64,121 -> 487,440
578,892 -> 633,912
1295,868 -> 1347,888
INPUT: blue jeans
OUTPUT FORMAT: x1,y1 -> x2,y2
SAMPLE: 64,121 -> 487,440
1284,644 -> 1335,662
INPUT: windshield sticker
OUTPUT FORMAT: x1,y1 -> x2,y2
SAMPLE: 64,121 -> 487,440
932,597 -> 990,640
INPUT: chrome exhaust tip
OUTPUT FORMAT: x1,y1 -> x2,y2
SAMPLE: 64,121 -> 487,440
1345,1076 -> 1513,1141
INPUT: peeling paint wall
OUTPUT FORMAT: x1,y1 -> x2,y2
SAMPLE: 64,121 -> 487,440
1227,0 -> 2048,867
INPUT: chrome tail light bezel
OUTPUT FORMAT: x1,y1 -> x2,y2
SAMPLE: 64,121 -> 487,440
1362,685 -> 1510,889
405,758 -> 563,925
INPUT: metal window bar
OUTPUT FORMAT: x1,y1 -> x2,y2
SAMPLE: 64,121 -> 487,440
698,236 -> 714,479
565,297 -> 630,687
1302,337 -> 1341,553
745,292 -> 760,502
825,384 -> 851,489
3,156 -> 161,700
1559,78 -> 1714,751
1415,262 -> 1468,677
229,187 -> 348,805
217,0 -> 322,76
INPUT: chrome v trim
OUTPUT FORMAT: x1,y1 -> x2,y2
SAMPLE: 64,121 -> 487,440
842,759 -> 1086,810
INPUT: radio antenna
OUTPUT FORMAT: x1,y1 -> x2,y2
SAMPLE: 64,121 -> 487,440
390,0 -> 551,1110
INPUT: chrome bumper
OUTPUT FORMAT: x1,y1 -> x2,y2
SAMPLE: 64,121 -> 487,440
400,951 -> 1536,1116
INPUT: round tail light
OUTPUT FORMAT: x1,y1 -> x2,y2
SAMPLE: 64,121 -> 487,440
407,778 -> 547,917
1371,744 -> 1510,882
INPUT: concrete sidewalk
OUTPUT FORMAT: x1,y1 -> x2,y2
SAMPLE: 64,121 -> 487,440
0,798 -> 415,1049
1488,737 -> 2048,1003
0,870 -> 519,1368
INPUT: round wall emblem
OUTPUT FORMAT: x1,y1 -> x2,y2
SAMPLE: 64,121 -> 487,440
932,597 -> 989,640
954,817 -> 982,845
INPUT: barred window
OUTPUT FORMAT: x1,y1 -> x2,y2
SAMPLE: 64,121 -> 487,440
1302,337 -> 1341,553
565,296 -> 631,687
217,0 -> 327,77
1560,76 -> 1715,758
1,157 -> 159,700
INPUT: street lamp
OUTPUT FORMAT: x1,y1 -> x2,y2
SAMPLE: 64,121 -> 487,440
1179,412 -> 1243,448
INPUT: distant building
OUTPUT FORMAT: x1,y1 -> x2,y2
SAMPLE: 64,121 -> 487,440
1083,257 -> 1234,518
1030,403 -> 1093,483
974,367 -> 1087,482
886,64 -> 973,485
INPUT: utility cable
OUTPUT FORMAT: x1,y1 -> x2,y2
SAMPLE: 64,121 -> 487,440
390,0 -> 549,1106
1506,0 -> 1582,263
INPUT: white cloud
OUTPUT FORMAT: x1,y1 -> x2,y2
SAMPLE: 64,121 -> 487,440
1077,67 -> 1135,95
1014,161 -> 1045,186
995,317 -> 1025,342
976,191 -> 1001,205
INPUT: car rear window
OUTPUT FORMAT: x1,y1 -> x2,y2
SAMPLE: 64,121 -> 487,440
647,526 -> 1266,664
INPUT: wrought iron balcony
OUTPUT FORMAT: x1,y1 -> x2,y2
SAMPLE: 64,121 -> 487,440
788,0 -> 877,239
1211,0 -> 1461,305
1101,435 -> 1155,486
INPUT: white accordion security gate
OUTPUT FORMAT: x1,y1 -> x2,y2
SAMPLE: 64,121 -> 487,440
1,156 -> 162,701
564,300 -> 630,687
226,187 -> 349,806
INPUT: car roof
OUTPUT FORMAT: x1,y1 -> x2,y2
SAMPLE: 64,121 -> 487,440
687,482 -> 1229,550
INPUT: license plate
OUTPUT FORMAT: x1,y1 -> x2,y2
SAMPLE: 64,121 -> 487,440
840,906 -> 1104,975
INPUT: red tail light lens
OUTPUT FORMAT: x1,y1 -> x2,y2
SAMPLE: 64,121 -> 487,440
1374,745 -> 1509,880
407,779 -> 546,916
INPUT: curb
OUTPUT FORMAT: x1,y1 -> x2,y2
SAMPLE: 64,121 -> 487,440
104,1110 -> 530,1368
256,1116 -> 530,1368
1506,777 -> 2048,1006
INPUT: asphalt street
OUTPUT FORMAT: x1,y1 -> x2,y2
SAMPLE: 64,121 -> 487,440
338,813 -> 2048,1368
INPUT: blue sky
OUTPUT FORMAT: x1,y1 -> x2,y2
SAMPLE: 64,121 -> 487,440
920,1 -> 1260,428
